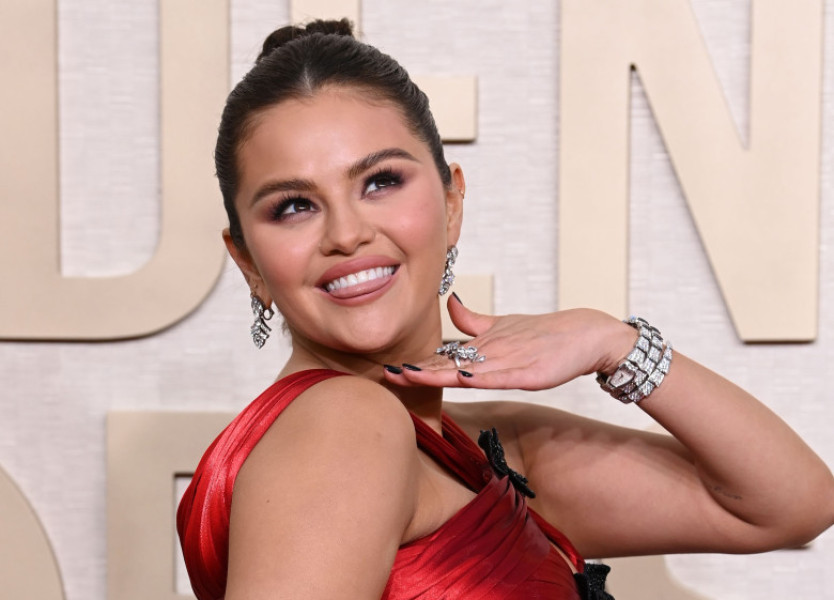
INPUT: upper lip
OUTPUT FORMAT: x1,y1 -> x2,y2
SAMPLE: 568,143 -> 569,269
316,255 -> 400,289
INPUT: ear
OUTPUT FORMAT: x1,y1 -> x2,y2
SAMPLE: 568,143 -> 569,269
444,163 -> 465,246
222,228 -> 273,304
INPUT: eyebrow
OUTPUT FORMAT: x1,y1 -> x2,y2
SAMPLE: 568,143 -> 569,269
250,178 -> 316,206
346,147 -> 419,180
249,147 -> 419,207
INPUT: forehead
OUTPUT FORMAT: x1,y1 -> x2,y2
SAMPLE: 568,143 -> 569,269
237,88 -> 428,183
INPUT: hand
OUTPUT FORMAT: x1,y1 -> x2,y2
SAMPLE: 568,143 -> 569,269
383,295 -> 637,390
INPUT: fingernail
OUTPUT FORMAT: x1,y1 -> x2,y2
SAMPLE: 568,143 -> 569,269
402,363 -> 422,371
452,292 -> 463,305
384,364 -> 403,374
458,370 -> 473,378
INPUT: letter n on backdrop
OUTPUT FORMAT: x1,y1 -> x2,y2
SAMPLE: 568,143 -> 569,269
558,0 -> 823,341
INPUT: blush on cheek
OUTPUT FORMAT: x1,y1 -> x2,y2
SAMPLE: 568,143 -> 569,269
250,234 -> 312,290
389,190 -> 448,244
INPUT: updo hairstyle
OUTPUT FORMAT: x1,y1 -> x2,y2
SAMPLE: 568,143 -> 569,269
217,19 -> 452,249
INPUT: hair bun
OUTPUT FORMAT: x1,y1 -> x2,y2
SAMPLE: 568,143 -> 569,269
257,18 -> 355,62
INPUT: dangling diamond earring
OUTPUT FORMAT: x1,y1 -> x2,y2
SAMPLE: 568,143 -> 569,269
438,245 -> 458,296
250,293 -> 274,348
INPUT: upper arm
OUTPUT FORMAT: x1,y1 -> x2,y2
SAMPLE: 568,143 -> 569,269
507,403 -> 763,558
225,376 -> 419,600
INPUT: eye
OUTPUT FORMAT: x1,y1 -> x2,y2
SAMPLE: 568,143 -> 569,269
270,196 -> 316,221
363,168 -> 403,195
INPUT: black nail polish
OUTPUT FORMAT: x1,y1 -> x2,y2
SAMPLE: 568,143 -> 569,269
452,292 -> 463,305
384,364 -> 403,374
402,363 -> 422,371
458,370 -> 473,378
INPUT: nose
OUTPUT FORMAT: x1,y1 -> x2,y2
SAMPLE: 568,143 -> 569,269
319,201 -> 375,255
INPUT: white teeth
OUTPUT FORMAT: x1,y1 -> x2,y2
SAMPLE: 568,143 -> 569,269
325,266 -> 394,292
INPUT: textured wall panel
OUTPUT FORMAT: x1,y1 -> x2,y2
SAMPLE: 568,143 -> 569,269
0,1 -> 832,599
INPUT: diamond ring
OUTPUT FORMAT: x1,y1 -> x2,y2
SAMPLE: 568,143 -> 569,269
435,341 -> 486,368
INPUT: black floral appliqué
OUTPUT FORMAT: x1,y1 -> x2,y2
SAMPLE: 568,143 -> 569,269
574,563 -> 615,600
477,427 -> 536,498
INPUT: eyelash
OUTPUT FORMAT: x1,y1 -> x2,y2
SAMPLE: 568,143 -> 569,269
269,195 -> 313,222
267,167 -> 405,222
363,167 -> 403,195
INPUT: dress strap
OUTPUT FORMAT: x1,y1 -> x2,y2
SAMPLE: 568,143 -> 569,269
409,410 -> 586,573
408,412 -> 493,491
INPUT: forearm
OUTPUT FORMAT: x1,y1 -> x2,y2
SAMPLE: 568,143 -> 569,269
639,351 -> 834,546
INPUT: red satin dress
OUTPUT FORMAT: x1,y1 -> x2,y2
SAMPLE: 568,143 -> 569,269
177,369 -> 587,600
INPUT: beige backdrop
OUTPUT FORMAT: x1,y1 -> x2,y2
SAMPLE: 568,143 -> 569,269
1,0 -> 834,599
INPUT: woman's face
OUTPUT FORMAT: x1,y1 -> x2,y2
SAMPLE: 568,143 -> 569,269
228,87 -> 464,357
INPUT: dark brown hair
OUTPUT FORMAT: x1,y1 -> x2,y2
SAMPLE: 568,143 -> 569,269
216,19 -> 451,248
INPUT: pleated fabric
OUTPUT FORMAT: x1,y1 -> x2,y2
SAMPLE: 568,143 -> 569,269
177,369 -> 585,600
385,410 -> 582,599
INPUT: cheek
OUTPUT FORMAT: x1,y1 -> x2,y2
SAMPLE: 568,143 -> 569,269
387,188 -> 449,249
390,215 -> 444,250
247,226 -> 314,290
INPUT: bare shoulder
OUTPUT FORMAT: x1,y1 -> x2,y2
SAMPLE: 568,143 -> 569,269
274,373 -> 417,442
240,374 -> 419,487
236,373 -> 419,502
227,375 -> 419,599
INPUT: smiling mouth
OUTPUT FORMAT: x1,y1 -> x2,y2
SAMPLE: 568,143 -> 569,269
324,266 -> 396,294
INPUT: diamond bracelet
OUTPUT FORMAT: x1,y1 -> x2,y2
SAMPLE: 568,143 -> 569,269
596,316 -> 673,404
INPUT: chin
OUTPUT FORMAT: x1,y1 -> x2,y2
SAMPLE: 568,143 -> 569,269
320,316 -> 420,356
289,296 -> 438,356
332,329 -> 403,355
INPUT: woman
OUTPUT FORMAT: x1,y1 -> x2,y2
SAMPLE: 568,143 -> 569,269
177,19 -> 834,600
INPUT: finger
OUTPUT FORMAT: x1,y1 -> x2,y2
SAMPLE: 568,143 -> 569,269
400,351 -> 458,373
452,366 -> 548,391
382,365 -> 448,388
396,365 -> 470,388
401,336 -> 493,373
383,372 -> 422,387
383,358 -> 470,388
382,364 -> 430,388
447,294 -> 497,337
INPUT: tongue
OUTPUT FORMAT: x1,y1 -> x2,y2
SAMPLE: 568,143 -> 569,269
327,274 -> 392,299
